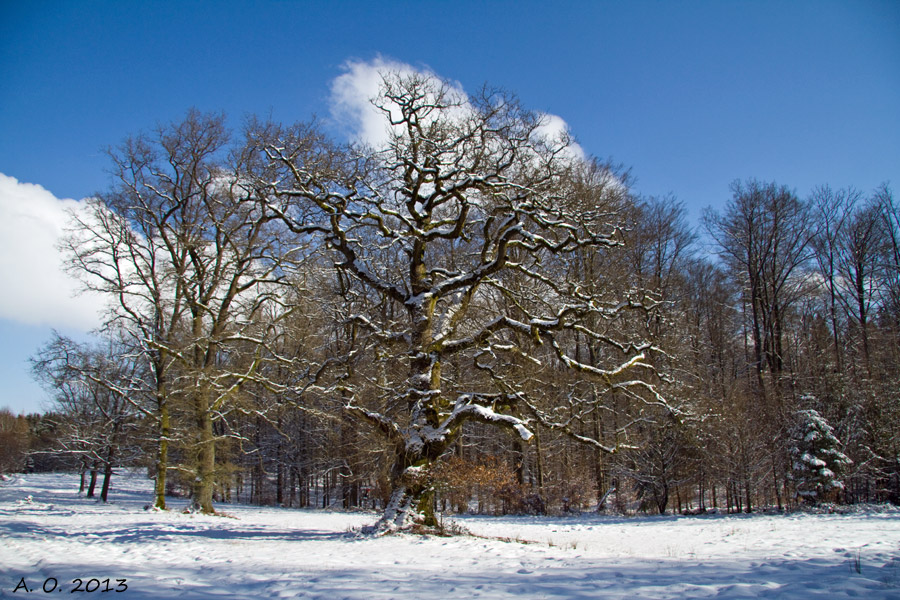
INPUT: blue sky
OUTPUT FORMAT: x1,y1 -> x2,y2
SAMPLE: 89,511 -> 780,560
1,0 -> 898,414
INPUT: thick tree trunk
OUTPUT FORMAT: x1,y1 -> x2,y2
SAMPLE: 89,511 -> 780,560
655,482 -> 669,514
191,389 -> 216,514
371,287 -> 447,533
375,451 -> 438,533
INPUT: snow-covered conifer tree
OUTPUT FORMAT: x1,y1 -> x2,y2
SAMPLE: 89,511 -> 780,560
789,406 -> 852,504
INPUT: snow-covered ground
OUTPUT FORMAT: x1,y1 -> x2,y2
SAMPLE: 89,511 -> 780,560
2,472 -> 899,599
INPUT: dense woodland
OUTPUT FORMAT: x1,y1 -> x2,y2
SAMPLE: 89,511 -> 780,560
8,71 -> 899,530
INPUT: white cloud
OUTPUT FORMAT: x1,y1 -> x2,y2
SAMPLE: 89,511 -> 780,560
329,57 -> 586,166
0,173 -> 105,331
330,56 -> 414,148
535,112 -> 587,164
329,56 -> 473,148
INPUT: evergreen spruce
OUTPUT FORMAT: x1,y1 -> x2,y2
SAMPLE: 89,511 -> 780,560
789,406 -> 852,504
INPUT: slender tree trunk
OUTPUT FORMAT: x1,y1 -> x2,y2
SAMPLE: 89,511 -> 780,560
87,464 -> 98,499
153,370 -> 170,510
772,453 -> 783,511
828,279 -> 843,373
341,407 -> 354,509
79,459 -> 87,494
100,459 -> 114,503
289,466 -> 297,508
100,424 -> 119,503
698,465 -> 706,511
858,301 -> 872,378
744,476 -> 753,513
534,426 -> 546,501
276,416 -> 284,506
154,413 -> 169,508
749,288 -> 767,396
513,438 -> 525,487
592,409 -> 606,510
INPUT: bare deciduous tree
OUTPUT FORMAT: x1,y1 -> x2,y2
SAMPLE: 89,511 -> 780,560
259,71 -> 666,531
63,111 -> 300,513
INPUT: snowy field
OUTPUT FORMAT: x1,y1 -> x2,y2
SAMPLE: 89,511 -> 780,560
2,472 -> 900,599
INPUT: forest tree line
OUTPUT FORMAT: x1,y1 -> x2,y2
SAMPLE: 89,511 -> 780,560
9,72 -> 898,527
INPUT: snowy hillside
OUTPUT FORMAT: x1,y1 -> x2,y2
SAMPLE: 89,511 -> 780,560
2,472 -> 899,599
